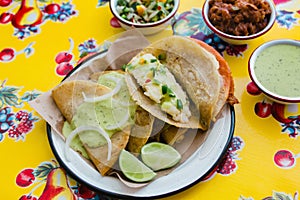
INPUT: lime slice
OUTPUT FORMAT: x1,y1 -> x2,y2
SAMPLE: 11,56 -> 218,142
119,149 -> 156,182
141,142 -> 181,171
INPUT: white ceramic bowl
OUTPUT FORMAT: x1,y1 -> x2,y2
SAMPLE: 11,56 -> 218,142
248,39 -> 300,104
109,0 -> 179,35
202,0 -> 276,45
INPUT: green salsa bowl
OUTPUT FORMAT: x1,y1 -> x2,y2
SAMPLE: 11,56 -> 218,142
248,39 -> 300,104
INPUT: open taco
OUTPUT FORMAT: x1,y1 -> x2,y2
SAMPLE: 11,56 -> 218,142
124,36 -> 237,131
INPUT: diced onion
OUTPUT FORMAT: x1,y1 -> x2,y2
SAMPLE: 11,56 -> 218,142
148,10 -> 159,20
83,78 -> 121,103
105,110 -> 130,130
65,125 -> 112,162
147,1 -> 156,10
116,6 -> 124,13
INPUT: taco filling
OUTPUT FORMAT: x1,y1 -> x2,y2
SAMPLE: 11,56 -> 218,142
124,53 -> 191,123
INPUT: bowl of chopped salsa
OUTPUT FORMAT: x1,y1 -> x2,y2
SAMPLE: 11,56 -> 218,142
109,0 -> 179,35
248,39 -> 300,104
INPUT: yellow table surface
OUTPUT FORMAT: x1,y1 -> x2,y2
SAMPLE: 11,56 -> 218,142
1,0 -> 300,199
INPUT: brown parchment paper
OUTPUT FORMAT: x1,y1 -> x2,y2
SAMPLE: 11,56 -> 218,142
29,29 -> 211,183
29,29 -> 150,139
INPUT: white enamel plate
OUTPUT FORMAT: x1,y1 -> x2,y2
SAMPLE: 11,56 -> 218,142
47,51 -> 235,199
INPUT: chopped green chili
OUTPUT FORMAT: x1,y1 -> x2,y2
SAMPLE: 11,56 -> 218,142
162,84 -> 168,94
150,58 -> 157,63
176,99 -> 183,110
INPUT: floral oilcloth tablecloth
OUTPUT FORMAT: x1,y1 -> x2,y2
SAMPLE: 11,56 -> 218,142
1,0 -> 300,199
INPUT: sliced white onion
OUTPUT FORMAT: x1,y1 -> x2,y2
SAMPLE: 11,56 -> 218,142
106,76 -> 121,83
83,78 -> 121,103
64,125 -> 112,162
105,110 -> 130,130
112,98 -> 135,107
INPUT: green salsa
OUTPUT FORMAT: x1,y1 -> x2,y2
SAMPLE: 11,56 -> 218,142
254,44 -> 300,98
62,71 -> 136,157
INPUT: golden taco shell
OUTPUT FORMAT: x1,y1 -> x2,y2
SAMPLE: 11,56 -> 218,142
125,36 -> 223,130
126,106 -> 155,155
160,126 -> 188,146
190,38 -> 239,117
82,126 -> 131,176
52,80 -> 111,123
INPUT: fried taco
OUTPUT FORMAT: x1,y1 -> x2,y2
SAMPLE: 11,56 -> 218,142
52,72 -> 139,176
160,126 -> 188,146
52,80 -> 111,123
89,71 -> 156,156
126,106 -> 155,155
125,36 -> 236,131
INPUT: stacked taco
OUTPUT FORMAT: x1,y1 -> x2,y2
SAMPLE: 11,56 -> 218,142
51,35 -> 237,179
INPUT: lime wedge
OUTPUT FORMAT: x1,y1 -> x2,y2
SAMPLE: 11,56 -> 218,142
119,149 -> 156,182
141,142 -> 181,171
